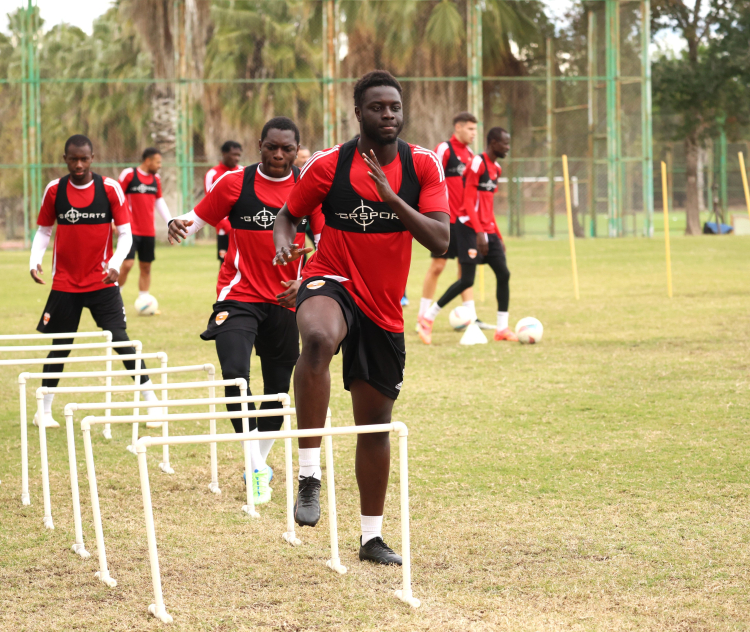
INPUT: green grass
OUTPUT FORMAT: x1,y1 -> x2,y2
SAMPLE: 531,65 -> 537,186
1,235 -> 749,631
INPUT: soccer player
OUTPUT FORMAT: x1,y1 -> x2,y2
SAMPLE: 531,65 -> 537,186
206,141 -> 243,264
294,145 -> 311,169
416,112 -> 493,331
167,117 -> 321,504
118,148 -> 172,294
418,127 -> 517,343
273,71 -> 450,565
30,135 -> 162,427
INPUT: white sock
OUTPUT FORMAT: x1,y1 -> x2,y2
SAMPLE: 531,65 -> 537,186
248,429 -> 265,472
463,300 -> 477,321
497,311 -> 509,331
139,290 -> 149,297
361,515 -> 383,545
298,447 -> 321,480
141,382 -> 159,404
43,393 -> 54,415
424,302 -> 442,322
418,297 -> 432,318
259,438 -> 275,462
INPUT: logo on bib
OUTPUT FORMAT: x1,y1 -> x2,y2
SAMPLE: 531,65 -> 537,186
64,208 -> 82,223
306,280 -> 326,290
336,199 -> 398,231
215,311 -> 229,325
253,208 -> 276,229
43,312 -> 51,325
468,249 -> 478,259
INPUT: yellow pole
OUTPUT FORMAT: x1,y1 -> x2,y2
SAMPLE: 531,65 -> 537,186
660,161 -> 673,298
739,152 -> 750,223
561,155 -> 580,300
479,264 -> 485,303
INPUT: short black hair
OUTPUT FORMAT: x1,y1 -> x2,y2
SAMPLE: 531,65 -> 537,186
353,70 -> 402,108
64,134 -> 93,154
260,116 -> 300,145
487,126 -> 509,144
142,147 -> 160,161
221,140 -> 242,154
453,112 -> 478,125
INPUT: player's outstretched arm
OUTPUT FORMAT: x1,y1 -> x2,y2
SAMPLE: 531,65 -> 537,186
29,225 -> 53,284
273,206 -> 312,266
362,150 -> 449,254
168,211 -> 207,244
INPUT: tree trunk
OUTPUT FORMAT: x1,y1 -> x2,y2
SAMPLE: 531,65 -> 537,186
684,132 -> 701,235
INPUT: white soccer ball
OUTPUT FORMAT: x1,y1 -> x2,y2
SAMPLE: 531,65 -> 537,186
449,306 -> 474,331
134,294 -> 159,316
515,317 -> 543,344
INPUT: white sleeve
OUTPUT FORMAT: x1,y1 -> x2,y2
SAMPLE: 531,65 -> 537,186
170,210 -> 207,238
155,197 -> 171,224
29,225 -> 53,271
107,223 -> 133,272
205,169 -> 217,193
313,233 -> 321,248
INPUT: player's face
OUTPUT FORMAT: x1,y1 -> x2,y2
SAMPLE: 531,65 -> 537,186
223,148 -> 242,169
491,132 -> 511,159
295,148 -> 311,168
356,86 -> 404,146
145,153 -> 162,174
63,145 -> 93,184
455,121 -> 477,146
259,129 -> 299,178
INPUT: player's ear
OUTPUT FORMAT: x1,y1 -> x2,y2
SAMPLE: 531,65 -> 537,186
258,139 -> 263,152
354,106 -> 361,123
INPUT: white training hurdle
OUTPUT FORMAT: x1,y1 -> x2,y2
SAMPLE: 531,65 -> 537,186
2,341 -> 155,505
129,421 -> 418,623
80,398 -> 294,588
60,375 -> 246,558
0,331 -> 112,342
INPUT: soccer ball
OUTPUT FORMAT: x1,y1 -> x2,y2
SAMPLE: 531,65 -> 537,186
449,306 -> 474,331
134,294 -> 159,316
515,317 -> 543,344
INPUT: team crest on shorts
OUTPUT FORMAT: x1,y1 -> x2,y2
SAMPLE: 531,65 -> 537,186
215,311 -> 229,325
43,312 -> 50,325
468,249 -> 478,259
307,280 -> 326,290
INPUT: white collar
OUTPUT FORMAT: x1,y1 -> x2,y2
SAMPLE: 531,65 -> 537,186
257,165 -> 293,182
69,179 -> 95,190
137,167 -> 152,177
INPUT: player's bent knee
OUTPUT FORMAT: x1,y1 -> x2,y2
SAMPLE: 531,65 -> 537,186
300,329 -> 338,364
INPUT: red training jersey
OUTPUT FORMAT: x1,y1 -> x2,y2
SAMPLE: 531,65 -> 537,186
215,217 -> 231,236
118,168 -> 163,237
205,163 -> 242,194
434,135 -> 473,223
194,165 -> 322,307
461,153 -> 502,238
287,141 -> 449,333
37,175 -> 129,293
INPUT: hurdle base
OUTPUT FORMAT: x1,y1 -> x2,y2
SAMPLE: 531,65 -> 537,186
21,493 -> 30,506
71,543 -> 91,558
43,516 -> 54,530
208,482 -> 221,494
102,428 -> 112,440
395,589 -> 421,608
94,570 -> 117,588
282,531 -> 301,546
326,558 -> 347,575
148,603 -> 173,623
241,505 -> 260,518
159,463 -> 175,475
126,444 -> 137,454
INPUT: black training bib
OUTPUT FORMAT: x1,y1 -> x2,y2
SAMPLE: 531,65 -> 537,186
124,169 -> 158,196
54,173 -> 112,225
443,140 -> 466,178
475,155 -> 498,193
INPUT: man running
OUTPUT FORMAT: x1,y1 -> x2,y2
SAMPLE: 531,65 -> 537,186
418,127 -> 517,343
118,148 -> 172,294
167,117 -> 321,505
30,135 -> 162,427
416,112 -> 493,329
206,141 -> 243,265
273,70 -> 449,565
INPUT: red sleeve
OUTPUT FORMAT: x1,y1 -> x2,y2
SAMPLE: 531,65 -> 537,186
193,170 -> 243,227
287,149 -> 337,218
310,205 -> 325,234
463,157 -> 484,232
105,178 -> 130,225
37,180 -> 58,226
156,174 -> 163,199
412,148 -> 449,215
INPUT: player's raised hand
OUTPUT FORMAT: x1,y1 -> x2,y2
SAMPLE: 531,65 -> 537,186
102,268 -> 119,284
168,219 -> 193,244
276,279 -> 301,308
30,264 -> 45,285
273,243 -> 312,266
363,150 -> 397,203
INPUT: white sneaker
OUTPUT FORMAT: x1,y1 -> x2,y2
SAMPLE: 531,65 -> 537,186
146,405 -> 164,428
33,412 -> 60,429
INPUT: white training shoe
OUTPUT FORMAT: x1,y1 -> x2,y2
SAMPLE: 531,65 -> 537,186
33,412 -> 60,429
146,406 -> 164,428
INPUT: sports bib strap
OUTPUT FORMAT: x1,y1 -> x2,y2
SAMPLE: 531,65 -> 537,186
54,174 -> 112,225
444,141 -> 466,178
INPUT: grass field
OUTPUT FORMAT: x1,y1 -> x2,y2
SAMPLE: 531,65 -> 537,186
1,235 -> 749,631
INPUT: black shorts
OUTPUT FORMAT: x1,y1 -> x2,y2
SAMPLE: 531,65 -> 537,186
217,234 -> 230,263
296,277 -> 406,400
430,222 -> 458,259
37,286 -> 127,334
200,300 -> 299,365
126,235 -> 156,263
455,221 -> 504,265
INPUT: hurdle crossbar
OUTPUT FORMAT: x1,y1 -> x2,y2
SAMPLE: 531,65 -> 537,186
0,331 -> 112,342
131,421 -> 418,623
